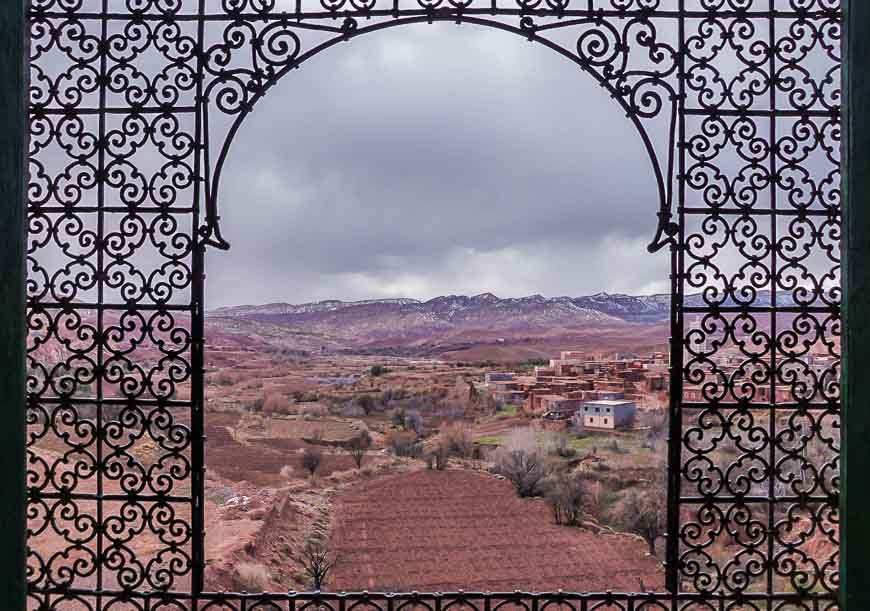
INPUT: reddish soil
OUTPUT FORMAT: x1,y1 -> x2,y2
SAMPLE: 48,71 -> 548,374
267,417 -> 361,444
470,416 -> 531,437
437,325 -> 669,362
330,470 -> 663,592
206,418 -> 358,486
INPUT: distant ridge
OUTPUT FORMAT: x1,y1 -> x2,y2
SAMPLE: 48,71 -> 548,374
209,291 -> 673,323
205,290 -> 799,357
209,290 -> 787,324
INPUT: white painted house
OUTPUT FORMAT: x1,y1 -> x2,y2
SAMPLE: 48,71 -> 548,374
577,399 -> 636,430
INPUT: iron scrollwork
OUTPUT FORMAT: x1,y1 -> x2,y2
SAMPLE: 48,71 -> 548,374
26,0 -> 841,608
199,4 -> 681,251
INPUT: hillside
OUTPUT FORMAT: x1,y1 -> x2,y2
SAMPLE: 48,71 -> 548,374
210,291 -> 675,324
206,291 -> 680,359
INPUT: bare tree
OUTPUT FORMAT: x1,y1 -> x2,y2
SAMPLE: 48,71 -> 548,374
357,394 -> 376,415
493,427 -> 551,497
504,427 -> 538,452
298,535 -> 337,590
494,449 -> 550,497
428,443 -> 449,470
548,431 -> 576,458
544,472 -> 586,525
613,487 -> 666,556
441,423 -> 474,458
386,431 -> 422,458
404,410 -> 424,435
346,430 -> 372,469
302,446 -> 322,479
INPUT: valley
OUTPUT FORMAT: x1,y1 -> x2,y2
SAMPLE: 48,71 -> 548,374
198,291 -> 675,592
26,291 -> 837,596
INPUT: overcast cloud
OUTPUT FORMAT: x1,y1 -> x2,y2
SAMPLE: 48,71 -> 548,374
206,24 -> 670,308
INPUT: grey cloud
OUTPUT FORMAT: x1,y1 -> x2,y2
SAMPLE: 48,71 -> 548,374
206,24 -> 669,307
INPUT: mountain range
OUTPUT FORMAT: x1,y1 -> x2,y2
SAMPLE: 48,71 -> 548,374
209,290 -> 789,321
206,290 -> 792,359
207,292 -> 687,358
210,291 -> 675,324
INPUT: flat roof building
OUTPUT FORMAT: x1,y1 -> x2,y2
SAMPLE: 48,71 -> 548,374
578,399 -> 637,430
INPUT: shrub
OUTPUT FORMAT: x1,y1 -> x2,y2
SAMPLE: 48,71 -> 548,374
612,487 -> 667,556
381,387 -> 405,404
586,480 -> 617,518
346,430 -> 372,469
297,535 -> 337,590
607,439 -> 628,454
391,407 -> 406,427
235,562 -> 270,592
302,447 -> 323,478
544,472 -> 586,525
441,423 -> 474,458
356,394 -> 377,415
249,397 -> 265,412
293,390 -> 320,403
404,410 -> 424,435
386,432 -> 422,458
427,444 -> 449,470
214,370 -> 237,386
369,364 -> 389,377
547,432 -> 577,458
494,448 -> 550,497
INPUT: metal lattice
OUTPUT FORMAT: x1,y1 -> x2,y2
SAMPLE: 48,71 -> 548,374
25,0 -> 841,608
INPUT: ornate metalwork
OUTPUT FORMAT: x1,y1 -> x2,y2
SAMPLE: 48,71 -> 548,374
26,0 -> 841,608
23,589 -> 842,610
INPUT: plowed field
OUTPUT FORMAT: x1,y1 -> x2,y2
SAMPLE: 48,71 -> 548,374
330,470 -> 663,592
206,416 -> 357,486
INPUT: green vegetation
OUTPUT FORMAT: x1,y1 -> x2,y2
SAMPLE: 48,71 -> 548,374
568,435 -> 601,452
588,484 -> 621,517
475,435 -> 505,446
565,433 -> 657,463
476,428 -> 659,467
497,404 -> 519,418
369,364 -> 389,377
516,358 -> 548,372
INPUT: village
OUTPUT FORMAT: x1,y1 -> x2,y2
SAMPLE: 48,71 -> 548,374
25,311 -> 838,596
193,343 -> 676,593
481,333 -> 838,427
482,350 -> 669,430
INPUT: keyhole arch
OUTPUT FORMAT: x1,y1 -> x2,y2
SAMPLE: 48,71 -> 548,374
200,14 -> 678,254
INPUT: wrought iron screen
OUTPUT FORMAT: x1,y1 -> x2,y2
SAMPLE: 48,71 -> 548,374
25,0 -> 841,609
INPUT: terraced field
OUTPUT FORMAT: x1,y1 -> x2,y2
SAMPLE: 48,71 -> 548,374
330,470 -> 663,592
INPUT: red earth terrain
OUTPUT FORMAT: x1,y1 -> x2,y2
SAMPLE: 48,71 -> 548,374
329,470 -> 663,592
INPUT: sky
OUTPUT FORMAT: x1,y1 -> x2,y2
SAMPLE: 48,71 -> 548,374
205,23 -> 673,308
